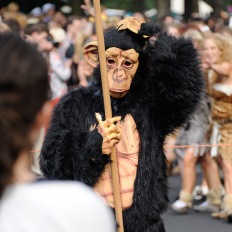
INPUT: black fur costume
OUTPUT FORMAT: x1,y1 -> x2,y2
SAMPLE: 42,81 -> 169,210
40,22 -> 204,232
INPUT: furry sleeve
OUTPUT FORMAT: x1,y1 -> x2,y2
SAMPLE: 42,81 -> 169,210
39,89 -> 110,186
141,26 -> 204,135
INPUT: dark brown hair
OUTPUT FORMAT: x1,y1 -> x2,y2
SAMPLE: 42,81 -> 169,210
0,33 -> 50,197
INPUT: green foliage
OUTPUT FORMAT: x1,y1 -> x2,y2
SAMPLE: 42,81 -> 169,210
145,0 -> 157,10
101,0 -> 133,11
101,0 -> 157,12
101,0 -> 232,13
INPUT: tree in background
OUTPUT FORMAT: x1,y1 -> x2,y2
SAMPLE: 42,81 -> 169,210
211,0 -> 223,18
184,0 -> 199,21
71,0 -> 84,16
157,0 -> 171,20
0,0 -> 231,21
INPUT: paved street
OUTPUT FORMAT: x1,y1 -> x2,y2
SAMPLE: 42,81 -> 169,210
163,171 -> 231,232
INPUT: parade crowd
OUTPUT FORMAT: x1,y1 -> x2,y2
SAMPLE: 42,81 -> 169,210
0,1 -> 232,231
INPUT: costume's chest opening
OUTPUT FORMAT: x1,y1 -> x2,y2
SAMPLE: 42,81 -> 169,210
94,114 -> 140,210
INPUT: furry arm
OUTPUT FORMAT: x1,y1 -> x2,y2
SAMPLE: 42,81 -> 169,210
40,89 -> 110,186
140,24 -> 204,135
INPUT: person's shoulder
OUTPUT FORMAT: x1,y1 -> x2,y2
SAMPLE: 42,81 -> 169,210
19,181 -> 104,205
0,181 -> 116,232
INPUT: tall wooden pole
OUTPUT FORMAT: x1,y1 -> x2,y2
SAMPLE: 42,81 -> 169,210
92,1 -> 124,231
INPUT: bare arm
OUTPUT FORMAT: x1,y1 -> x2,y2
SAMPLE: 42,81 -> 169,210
80,0 -> 95,16
209,62 -> 232,77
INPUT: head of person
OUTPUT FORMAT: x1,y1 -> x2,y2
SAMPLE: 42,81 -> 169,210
203,33 -> 231,64
3,18 -> 21,34
7,2 -> 19,14
52,11 -> 67,28
24,23 -> 49,44
42,3 -> 55,17
59,15 -> 81,41
166,23 -> 181,38
23,23 -> 54,53
162,14 -> 174,26
183,29 -> 203,51
83,17 -> 151,98
0,33 -> 50,197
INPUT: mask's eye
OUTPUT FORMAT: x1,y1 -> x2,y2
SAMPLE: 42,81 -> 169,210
123,60 -> 133,69
107,58 -> 116,66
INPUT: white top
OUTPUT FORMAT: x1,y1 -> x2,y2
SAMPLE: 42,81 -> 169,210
213,83 -> 232,96
49,51 -> 71,99
0,181 -> 116,232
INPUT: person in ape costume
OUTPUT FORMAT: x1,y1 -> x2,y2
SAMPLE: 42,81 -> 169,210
40,17 -> 204,232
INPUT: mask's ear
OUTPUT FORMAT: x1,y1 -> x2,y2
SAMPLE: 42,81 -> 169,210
82,41 -> 99,68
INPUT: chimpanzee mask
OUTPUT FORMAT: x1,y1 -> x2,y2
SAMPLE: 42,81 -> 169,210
83,41 -> 139,98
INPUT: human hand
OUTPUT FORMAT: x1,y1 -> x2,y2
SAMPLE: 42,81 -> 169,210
201,53 -> 212,70
38,39 -> 53,53
80,0 -> 94,16
201,61 -> 210,70
95,113 -> 122,155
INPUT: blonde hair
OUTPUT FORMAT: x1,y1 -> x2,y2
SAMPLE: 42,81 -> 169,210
183,29 -> 203,49
204,33 -> 232,63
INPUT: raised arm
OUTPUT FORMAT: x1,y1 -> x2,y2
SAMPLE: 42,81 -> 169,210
139,23 -> 204,134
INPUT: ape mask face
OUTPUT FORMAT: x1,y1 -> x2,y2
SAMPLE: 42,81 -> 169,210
83,41 -> 139,98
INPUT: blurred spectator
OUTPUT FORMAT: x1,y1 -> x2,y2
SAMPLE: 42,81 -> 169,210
42,3 -> 55,23
30,7 -> 42,18
162,14 -> 175,26
49,27 -> 71,99
4,18 -> 21,34
220,26 -> 232,37
23,23 -> 52,54
0,33 -> 116,232
52,11 -> 67,29
165,23 -> 181,37
0,22 -> 11,34
77,59 -> 94,87
171,30 -> 220,214
27,7 -> 42,25
194,34 -> 232,223
2,2 -> 27,30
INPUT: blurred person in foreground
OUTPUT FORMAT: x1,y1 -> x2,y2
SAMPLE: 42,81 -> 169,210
0,33 -> 116,232
24,23 -> 71,175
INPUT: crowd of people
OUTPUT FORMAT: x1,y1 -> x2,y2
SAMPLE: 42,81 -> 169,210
0,0 -> 232,230
163,11 -> 232,224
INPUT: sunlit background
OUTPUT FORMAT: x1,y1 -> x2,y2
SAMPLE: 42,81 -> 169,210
0,0 -> 232,22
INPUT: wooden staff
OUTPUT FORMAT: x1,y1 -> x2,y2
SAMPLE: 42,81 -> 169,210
92,0 -> 124,231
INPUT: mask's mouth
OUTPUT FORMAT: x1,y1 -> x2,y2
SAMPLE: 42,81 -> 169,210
109,87 -> 129,93
109,89 -> 128,98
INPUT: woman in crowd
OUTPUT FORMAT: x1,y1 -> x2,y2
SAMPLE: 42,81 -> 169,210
171,29 -> 222,214
197,33 -> 232,223
0,33 -> 116,231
